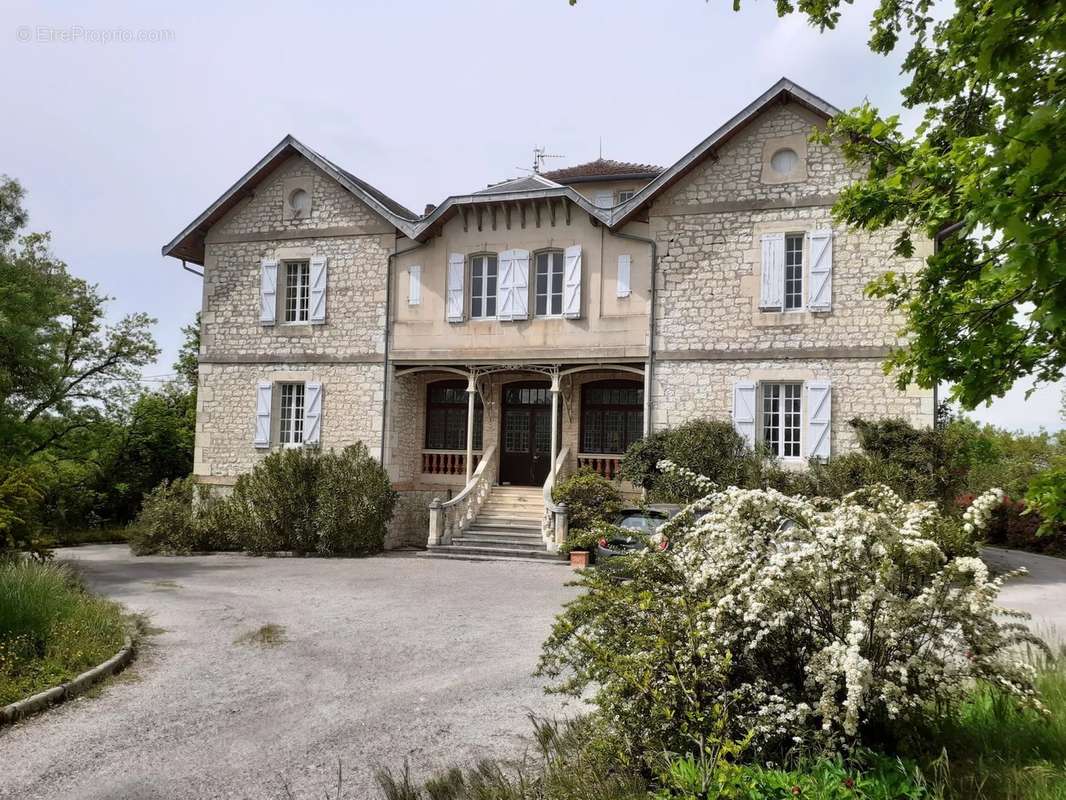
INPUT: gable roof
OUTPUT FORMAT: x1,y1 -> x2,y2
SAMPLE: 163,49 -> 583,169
162,78 -> 840,262
474,174 -> 562,195
161,135 -> 419,264
542,158 -> 662,184
610,78 -> 840,226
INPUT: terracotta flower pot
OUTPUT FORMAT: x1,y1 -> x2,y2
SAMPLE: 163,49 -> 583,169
570,550 -> 590,569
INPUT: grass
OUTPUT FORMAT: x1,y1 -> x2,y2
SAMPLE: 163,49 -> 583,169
0,557 -> 128,706
234,623 -> 286,647
914,653 -> 1066,800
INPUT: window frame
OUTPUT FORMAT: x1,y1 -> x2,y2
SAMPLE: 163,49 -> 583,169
424,379 -> 484,451
282,260 -> 311,324
579,379 -> 645,456
783,232 -> 804,312
469,253 -> 498,321
278,382 -> 306,447
616,189 -> 636,203
759,381 -> 803,460
533,249 -> 565,318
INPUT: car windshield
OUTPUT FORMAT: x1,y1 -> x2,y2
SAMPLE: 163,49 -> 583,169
616,513 -> 667,534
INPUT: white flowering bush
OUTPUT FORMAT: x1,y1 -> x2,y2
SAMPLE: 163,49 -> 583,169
538,466 -> 1046,761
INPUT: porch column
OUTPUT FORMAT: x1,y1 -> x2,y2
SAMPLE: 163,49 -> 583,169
549,373 -> 561,478
465,375 -> 476,484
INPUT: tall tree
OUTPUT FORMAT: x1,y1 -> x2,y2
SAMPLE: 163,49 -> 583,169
747,0 -> 1064,409
0,177 -> 159,460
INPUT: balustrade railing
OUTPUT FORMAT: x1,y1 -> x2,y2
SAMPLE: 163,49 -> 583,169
542,446 -> 572,551
577,453 -> 623,480
427,445 -> 497,546
421,450 -> 480,476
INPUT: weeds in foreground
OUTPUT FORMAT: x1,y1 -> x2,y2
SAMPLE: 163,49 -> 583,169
0,558 -> 127,705
234,623 -> 286,647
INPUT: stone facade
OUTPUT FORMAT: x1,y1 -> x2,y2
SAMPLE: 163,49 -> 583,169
171,82 -> 936,551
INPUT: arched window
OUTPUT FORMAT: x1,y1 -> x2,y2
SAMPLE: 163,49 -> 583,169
424,380 -> 483,451
580,380 -> 643,455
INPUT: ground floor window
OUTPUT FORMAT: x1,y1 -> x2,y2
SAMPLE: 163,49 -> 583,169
425,380 -> 484,450
761,382 -> 801,458
580,380 -> 644,454
279,382 -> 306,445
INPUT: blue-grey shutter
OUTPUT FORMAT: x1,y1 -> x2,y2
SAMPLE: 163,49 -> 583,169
807,230 -> 833,311
309,256 -> 327,323
446,253 -> 465,322
759,234 -> 785,310
260,258 -> 278,325
254,381 -> 272,448
563,245 -> 582,319
806,380 -> 832,459
303,382 -> 322,446
732,380 -> 757,449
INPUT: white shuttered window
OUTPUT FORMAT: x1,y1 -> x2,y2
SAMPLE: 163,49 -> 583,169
617,254 -> 632,298
446,253 -> 465,322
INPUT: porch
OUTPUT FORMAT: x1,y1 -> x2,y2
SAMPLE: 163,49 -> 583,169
386,362 -> 647,556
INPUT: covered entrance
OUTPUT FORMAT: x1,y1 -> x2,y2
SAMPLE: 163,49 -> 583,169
499,381 -> 553,486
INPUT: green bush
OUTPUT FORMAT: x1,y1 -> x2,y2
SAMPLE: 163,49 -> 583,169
128,478 -> 200,555
237,448 -> 322,555
619,419 -> 754,503
0,465 -> 44,556
552,468 -> 621,531
131,446 -> 397,557
0,559 -> 127,704
314,444 -> 397,555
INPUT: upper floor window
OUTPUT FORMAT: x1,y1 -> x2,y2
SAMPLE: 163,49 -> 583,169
784,233 -> 804,310
617,189 -> 635,203
279,382 -> 306,446
284,260 -> 311,323
581,380 -> 644,455
761,382 -> 801,458
425,380 -> 483,450
534,250 -> 564,317
470,254 -> 498,319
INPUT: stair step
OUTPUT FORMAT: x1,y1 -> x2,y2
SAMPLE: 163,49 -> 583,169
460,529 -> 544,541
419,550 -> 567,565
475,514 -> 543,524
425,544 -> 565,562
468,522 -> 542,533
452,537 -> 546,549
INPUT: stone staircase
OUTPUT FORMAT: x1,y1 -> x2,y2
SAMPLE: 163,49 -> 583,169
424,485 -> 566,563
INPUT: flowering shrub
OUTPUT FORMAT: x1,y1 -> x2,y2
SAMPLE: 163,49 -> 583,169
538,464 -> 1046,760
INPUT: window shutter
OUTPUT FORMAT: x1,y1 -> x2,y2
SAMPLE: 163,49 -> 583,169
497,251 -> 515,321
806,380 -> 832,459
732,380 -> 757,449
563,245 -> 582,319
259,258 -> 278,325
303,382 -> 322,446
309,256 -> 327,324
594,190 -> 613,209
408,265 -> 422,306
808,230 -> 833,311
254,381 -> 272,448
759,234 -> 785,310
510,249 -> 529,320
446,253 -> 465,322
617,254 -> 631,298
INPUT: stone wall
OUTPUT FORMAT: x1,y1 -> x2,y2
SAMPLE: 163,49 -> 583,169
194,362 -> 384,480
653,357 -> 933,455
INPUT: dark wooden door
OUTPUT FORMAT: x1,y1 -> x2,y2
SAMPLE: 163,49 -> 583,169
499,382 -> 552,486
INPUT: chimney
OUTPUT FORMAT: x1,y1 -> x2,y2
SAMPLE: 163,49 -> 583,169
423,203 -> 437,216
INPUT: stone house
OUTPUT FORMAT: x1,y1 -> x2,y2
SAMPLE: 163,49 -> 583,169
162,78 -> 934,558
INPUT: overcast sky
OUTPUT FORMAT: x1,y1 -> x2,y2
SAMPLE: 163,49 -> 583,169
3,0 -> 1061,432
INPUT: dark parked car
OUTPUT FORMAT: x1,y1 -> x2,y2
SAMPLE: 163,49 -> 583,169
595,504 -> 681,563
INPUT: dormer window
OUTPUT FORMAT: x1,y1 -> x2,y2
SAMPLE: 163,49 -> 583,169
617,189 -> 635,203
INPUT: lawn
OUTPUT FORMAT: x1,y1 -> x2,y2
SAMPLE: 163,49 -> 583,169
0,558 -> 128,706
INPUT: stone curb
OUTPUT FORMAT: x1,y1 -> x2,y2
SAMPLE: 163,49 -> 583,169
0,634 -> 136,726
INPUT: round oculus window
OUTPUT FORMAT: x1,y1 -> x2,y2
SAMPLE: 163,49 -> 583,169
288,188 -> 310,216
770,148 -> 799,176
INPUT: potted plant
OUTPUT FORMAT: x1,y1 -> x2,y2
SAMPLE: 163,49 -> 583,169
564,529 -> 599,569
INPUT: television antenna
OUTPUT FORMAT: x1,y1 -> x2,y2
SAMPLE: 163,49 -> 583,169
531,146 -> 564,174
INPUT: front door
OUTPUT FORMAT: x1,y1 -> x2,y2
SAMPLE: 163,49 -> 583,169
499,381 -> 552,486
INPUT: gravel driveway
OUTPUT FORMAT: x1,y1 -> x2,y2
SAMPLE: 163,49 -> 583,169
0,546 -> 580,800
